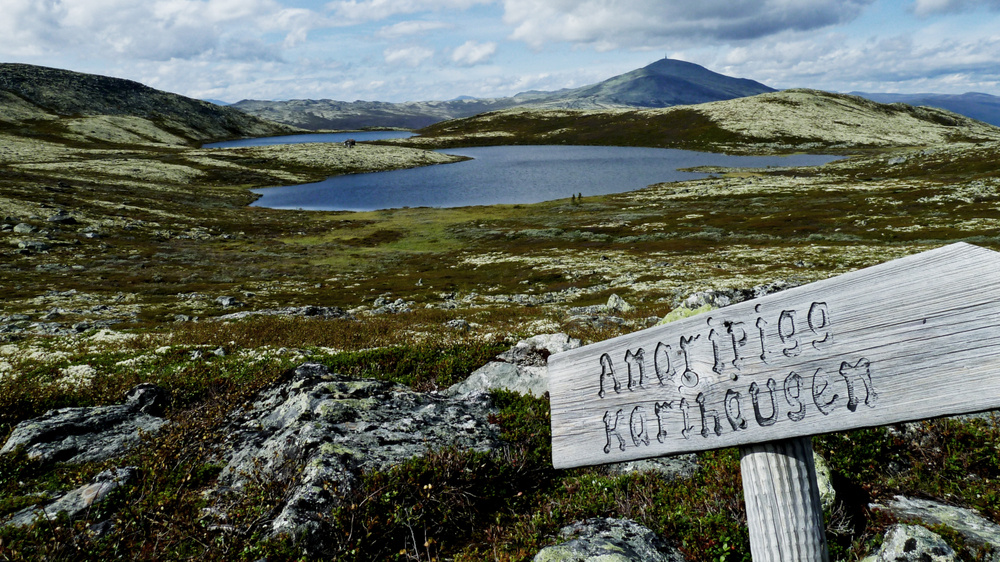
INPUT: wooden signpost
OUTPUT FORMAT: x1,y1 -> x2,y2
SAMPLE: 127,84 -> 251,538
548,242 -> 1000,561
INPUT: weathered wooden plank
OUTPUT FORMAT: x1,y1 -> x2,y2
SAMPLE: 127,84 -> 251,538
549,243 -> 1000,469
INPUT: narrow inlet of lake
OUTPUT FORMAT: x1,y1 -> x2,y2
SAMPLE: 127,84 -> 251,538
248,145 -> 841,212
203,130 -> 415,148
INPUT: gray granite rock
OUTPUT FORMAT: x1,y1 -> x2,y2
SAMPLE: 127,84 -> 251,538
534,518 -> 684,562
872,495 -> 1000,561
3,467 -> 138,528
862,524 -> 956,562
606,454 -> 699,481
0,384 -> 170,464
209,363 -> 500,548
446,333 -> 582,398
814,451 -> 836,510
606,294 -> 634,314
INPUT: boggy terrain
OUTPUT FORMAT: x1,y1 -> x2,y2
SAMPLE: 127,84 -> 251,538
3,71 -> 1000,561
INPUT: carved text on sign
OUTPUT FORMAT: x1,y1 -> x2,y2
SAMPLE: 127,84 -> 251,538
597,302 -> 878,455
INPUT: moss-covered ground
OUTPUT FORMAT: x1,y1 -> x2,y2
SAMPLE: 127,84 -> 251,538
2,105 -> 1000,559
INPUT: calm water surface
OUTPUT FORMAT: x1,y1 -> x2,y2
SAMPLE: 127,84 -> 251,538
203,130 -> 414,148
247,145 -> 841,212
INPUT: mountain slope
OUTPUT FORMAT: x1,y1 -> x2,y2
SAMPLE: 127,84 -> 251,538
0,63 -> 297,145
525,58 -> 775,108
851,91 -> 1000,127
232,58 -> 776,130
398,89 -> 1000,153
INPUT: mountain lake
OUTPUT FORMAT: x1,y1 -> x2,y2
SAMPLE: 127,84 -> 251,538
208,134 -> 841,211
203,130 -> 415,148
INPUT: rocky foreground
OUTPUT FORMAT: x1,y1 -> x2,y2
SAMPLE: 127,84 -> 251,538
5,313 -> 1000,560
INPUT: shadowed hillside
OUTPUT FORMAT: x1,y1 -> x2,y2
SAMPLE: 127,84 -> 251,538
0,63 -> 298,145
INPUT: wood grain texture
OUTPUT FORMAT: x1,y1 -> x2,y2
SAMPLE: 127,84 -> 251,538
740,437 -> 829,562
549,243 -> 1000,468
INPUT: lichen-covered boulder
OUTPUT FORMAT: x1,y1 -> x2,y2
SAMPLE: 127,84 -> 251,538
813,451 -> 836,510
606,455 -> 699,481
862,524 -> 956,562
872,496 -> 1000,561
3,467 -> 138,529
0,384 -> 170,464
209,363 -> 500,546
533,518 -> 685,562
446,333 -> 581,398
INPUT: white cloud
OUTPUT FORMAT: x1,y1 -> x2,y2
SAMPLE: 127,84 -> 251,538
699,29 -> 1000,94
451,40 -> 497,65
0,0 -> 324,62
500,0 -> 875,50
377,20 -> 452,38
327,0 -> 493,23
911,0 -> 1000,16
384,45 -> 435,65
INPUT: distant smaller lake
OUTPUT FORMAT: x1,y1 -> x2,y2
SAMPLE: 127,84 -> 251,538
203,130 -> 414,149
248,145 -> 842,212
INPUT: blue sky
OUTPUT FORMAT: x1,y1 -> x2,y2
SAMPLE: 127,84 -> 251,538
1,0 -> 999,103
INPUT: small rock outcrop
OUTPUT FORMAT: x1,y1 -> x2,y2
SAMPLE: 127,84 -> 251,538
862,524 -> 956,562
871,496 -> 1000,560
0,384 -> 170,464
606,455 -> 699,481
208,363 -> 499,546
813,451 -> 836,510
3,467 -> 138,528
680,281 -> 798,310
446,333 -> 582,398
217,305 -> 350,321
533,518 -> 685,562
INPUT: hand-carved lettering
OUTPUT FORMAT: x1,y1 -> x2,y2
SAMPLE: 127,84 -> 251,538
598,353 -> 620,398
755,304 -> 777,364
696,393 -> 723,437
839,358 -> 878,412
811,368 -> 840,415
629,406 -> 650,446
708,320 -> 728,377
807,302 -> 832,350
726,320 -> 749,375
725,389 -> 748,431
778,310 -> 801,357
784,372 -> 807,422
624,348 -> 645,391
653,342 -> 674,385
603,409 -> 627,454
750,378 -> 779,426
679,335 -> 701,387
679,397 -> 696,440
653,401 -> 674,443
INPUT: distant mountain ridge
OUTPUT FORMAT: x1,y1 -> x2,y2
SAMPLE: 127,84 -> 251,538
851,91 -> 1000,126
231,58 -> 776,130
0,63 -> 296,144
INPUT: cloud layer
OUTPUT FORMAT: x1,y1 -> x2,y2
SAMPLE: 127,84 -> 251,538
0,0 -> 997,102
501,0 -> 876,50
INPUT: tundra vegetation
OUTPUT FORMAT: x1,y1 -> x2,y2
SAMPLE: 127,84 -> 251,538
3,75 -> 1000,560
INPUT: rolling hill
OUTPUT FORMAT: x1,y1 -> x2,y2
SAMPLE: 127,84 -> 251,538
398,89 -> 1000,153
852,91 -> 1000,127
0,63 -> 297,145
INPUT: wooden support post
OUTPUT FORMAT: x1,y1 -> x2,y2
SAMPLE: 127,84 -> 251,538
740,436 -> 828,562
